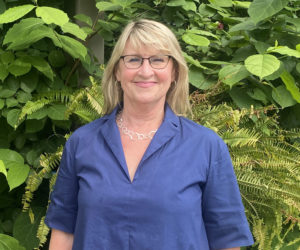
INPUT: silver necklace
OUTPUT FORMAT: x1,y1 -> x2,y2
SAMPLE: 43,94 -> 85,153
116,112 -> 157,141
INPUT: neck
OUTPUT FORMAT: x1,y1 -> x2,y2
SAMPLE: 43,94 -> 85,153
121,100 -> 165,132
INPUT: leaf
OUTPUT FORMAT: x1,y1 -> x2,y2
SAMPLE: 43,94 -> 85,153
74,14 -> 92,26
48,50 -> 66,68
280,71 -> 300,103
3,18 -> 44,45
8,59 -> 31,77
61,22 -> 87,41
0,234 -> 25,250
35,6 -> 69,27
6,98 -> 18,108
182,0 -> 197,11
0,160 -> 7,177
22,56 -> 54,81
248,0 -> 289,24
58,34 -> 88,61
6,162 -> 30,191
25,119 -> 46,133
17,91 -> 32,104
182,52 -> 207,69
189,66 -> 214,90
230,87 -> 260,108
219,64 -> 250,87
0,51 -> 15,65
13,208 -> 45,250
267,46 -> 300,58
166,0 -> 186,6
0,0 -> 6,14
189,29 -> 219,40
96,2 -> 123,12
209,0 -> 232,7
229,19 -> 256,32
0,99 -> 4,109
0,63 -> 9,81
0,149 -> 24,168
7,109 -> 21,128
47,104 -> 67,120
244,54 -> 280,79
0,4 -> 35,24
182,33 -> 210,47
272,85 -> 297,108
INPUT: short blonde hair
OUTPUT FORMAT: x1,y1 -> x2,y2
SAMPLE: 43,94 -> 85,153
101,19 -> 190,116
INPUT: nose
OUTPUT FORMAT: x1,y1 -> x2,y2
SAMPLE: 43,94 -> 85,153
138,59 -> 154,76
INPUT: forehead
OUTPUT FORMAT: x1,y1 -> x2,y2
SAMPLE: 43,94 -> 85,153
122,39 -> 168,56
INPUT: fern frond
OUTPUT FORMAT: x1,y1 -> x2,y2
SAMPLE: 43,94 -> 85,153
221,128 -> 261,147
35,216 -> 50,250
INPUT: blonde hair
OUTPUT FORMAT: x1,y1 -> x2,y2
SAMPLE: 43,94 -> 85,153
101,19 -> 191,116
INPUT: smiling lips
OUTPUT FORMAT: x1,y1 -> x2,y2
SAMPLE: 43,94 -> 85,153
134,81 -> 157,88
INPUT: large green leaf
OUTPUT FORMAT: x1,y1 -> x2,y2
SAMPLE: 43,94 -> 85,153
0,4 -> 35,24
166,0 -> 186,6
6,162 -> 30,191
22,56 -> 54,81
267,46 -> 300,58
0,51 -> 15,65
0,234 -> 25,250
7,25 -> 55,50
182,52 -> 207,69
272,85 -> 297,108
229,19 -> 256,32
0,160 -> 7,177
0,149 -> 23,168
3,17 -> 44,44
229,87 -> 260,108
0,63 -> 9,81
3,18 -> 44,45
248,0 -> 289,24
96,2 -> 123,12
58,34 -> 88,61
182,0 -> 197,11
35,6 -> 69,27
61,22 -> 87,41
209,0 -> 232,7
189,66 -> 214,90
280,71 -> 300,103
74,14 -> 92,26
244,54 -> 280,79
0,0 -> 6,14
8,59 -> 31,77
47,104 -> 67,120
7,109 -> 21,128
182,33 -> 210,47
13,208 -> 45,250
219,64 -> 250,88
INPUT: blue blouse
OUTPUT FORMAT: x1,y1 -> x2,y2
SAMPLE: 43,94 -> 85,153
45,105 -> 254,250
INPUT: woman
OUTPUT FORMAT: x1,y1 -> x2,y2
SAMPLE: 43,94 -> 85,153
45,19 -> 254,250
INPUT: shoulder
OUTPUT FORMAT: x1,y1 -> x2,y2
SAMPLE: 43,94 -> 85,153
64,116 -> 108,150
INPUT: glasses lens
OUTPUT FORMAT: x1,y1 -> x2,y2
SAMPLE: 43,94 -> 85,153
150,55 -> 169,69
123,56 -> 142,69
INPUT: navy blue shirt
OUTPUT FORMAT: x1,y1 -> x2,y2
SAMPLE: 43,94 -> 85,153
45,105 -> 254,250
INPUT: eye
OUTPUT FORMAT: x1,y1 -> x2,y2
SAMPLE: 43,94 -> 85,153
125,56 -> 142,63
150,56 -> 165,63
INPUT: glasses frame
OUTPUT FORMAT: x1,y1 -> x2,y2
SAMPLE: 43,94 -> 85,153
119,55 -> 172,69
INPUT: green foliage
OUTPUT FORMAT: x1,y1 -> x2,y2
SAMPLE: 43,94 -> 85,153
0,0 -> 300,249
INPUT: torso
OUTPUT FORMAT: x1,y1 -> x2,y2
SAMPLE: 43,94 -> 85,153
120,134 -> 151,182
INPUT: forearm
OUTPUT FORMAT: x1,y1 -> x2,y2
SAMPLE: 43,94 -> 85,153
49,229 -> 74,250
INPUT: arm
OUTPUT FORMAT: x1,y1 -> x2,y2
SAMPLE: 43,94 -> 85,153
49,229 -> 74,250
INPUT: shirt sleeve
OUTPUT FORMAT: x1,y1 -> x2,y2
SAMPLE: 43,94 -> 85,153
44,138 -> 78,233
202,138 -> 254,249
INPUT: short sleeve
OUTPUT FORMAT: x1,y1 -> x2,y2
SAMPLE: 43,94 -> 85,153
202,139 -> 254,249
44,139 -> 78,233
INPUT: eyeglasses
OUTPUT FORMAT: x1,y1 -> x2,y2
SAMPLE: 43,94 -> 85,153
120,55 -> 171,69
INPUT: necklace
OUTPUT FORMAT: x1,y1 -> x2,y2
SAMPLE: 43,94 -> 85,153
116,112 -> 157,141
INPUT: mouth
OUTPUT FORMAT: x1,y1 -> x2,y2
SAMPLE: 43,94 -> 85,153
134,81 -> 157,88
